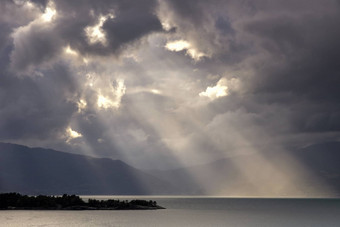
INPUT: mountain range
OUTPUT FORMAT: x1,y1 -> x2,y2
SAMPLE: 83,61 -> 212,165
1,142 -> 339,196
0,143 -> 176,195
148,142 -> 340,197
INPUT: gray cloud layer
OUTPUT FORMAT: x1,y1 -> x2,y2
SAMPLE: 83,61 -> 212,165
0,0 -> 340,171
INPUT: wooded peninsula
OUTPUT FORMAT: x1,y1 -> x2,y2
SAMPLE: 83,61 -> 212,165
0,193 -> 165,210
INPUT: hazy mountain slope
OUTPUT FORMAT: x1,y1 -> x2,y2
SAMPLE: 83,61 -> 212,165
0,143 -> 176,195
149,142 -> 340,197
293,142 -> 340,193
1,142 -> 339,196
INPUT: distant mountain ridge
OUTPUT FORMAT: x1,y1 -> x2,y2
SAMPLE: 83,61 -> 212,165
148,142 -> 340,197
1,142 -> 339,196
0,143 -> 176,195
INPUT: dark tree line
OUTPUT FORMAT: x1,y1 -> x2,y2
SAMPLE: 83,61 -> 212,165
0,193 -> 84,209
0,193 -> 162,210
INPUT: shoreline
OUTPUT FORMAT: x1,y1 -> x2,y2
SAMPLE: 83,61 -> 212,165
0,193 -> 165,210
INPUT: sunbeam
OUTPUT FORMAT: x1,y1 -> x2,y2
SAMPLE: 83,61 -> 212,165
1,0 -> 340,199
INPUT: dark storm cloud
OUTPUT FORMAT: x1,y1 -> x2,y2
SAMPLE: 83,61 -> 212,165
1,0 -> 340,170
163,0 -> 340,139
245,12 -> 340,98
0,0 -> 165,148
241,8 -> 340,134
11,22 -> 64,73
0,24 -> 11,53
55,0 -> 162,55
0,0 -> 39,53
103,10 -> 162,53
30,0 -> 48,8
9,0 -> 163,73
0,0 -> 79,141
0,62 -> 78,141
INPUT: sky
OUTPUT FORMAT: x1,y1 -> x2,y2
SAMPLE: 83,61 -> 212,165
1,0 -> 340,171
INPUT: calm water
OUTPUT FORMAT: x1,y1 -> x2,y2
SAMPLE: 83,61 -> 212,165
1,197 -> 340,227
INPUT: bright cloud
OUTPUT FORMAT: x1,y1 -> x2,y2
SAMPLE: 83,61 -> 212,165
77,99 -> 87,113
64,45 -> 78,56
165,40 -> 191,51
165,40 -> 206,61
150,89 -> 162,94
97,79 -> 126,109
63,45 -> 89,64
199,77 -> 241,100
97,95 -> 114,109
41,1 -> 56,23
186,48 -> 206,61
66,127 -> 82,143
199,78 -> 229,100
85,13 -> 114,45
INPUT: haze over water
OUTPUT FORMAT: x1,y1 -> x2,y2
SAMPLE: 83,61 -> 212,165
2,197 -> 340,227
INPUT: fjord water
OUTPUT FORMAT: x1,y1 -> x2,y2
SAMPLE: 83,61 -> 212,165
1,197 -> 340,227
